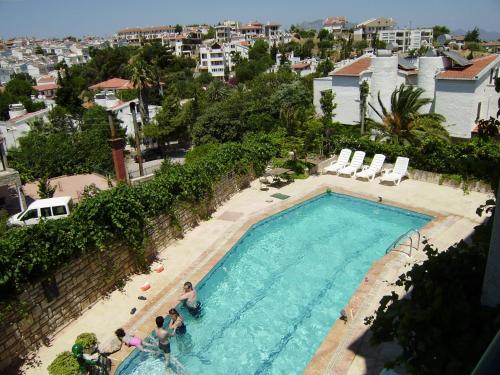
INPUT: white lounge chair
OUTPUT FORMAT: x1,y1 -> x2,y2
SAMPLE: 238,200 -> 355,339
338,151 -> 366,177
355,154 -> 386,181
323,149 -> 352,174
380,157 -> 409,185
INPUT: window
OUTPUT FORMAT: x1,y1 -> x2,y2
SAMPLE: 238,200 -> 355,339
52,205 -> 67,216
476,102 -> 482,121
40,207 -> 52,218
21,209 -> 38,221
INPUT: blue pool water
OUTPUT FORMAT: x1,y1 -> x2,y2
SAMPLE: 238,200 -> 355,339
116,193 -> 431,375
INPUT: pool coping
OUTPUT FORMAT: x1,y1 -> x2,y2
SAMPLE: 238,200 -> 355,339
109,183 -> 448,374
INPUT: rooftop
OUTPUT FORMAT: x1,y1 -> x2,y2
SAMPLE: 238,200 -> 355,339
437,54 -> 498,80
332,57 -> 371,76
89,77 -> 135,90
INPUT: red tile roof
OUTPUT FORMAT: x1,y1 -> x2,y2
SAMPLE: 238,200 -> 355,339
291,62 -> 311,70
437,54 -> 498,80
37,75 -> 56,84
33,83 -> 59,91
89,78 -> 135,90
332,57 -> 371,76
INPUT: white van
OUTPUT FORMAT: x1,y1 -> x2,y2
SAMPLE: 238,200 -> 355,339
7,196 -> 73,227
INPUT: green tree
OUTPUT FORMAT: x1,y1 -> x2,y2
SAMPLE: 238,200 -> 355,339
359,80 -> 369,134
143,92 -> 182,150
319,89 -> 336,128
55,66 -> 85,116
270,81 -> 312,135
249,39 -> 270,61
300,39 -> 315,59
318,29 -> 330,41
368,84 -> 449,145
47,106 -> 74,133
270,42 -> 278,62
129,54 -> 156,124
206,79 -> 229,102
174,24 -> 183,33
203,26 -> 216,40
464,27 -> 481,42
316,59 -> 334,77
353,40 -> 369,52
5,76 -> 34,97
432,25 -> 450,41
35,46 -> 44,55
465,41 -> 482,51
37,176 -> 56,199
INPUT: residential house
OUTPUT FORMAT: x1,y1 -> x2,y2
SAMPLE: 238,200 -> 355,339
199,43 -> 226,78
116,26 -> 176,44
313,50 -> 500,139
33,74 -> 59,99
323,16 -> 348,33
354,17 -> 395,43
0,104 -> 50,149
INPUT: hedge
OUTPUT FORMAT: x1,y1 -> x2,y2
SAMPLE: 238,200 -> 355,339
329,135 -> 500,187
0,134 -> 278,299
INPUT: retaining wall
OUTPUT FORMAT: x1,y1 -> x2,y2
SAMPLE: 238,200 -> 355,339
0,172 -> 253,370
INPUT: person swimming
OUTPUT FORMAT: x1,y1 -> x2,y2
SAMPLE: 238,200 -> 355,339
179,281 -> 201,317
114,328 -> 146,351
168,308 -> 187,335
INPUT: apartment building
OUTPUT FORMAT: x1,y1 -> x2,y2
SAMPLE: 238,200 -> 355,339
378,28 -> 433,52
264,23 -> 281,41
354,17 -> 395,43
239,22 -> 264,39
199,43 -> 226,78
116,26 -> 176,44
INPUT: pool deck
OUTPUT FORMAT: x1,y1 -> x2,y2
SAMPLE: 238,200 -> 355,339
20,174 -> 492,375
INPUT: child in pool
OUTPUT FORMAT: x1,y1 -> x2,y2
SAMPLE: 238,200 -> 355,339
115,328 -> 147,351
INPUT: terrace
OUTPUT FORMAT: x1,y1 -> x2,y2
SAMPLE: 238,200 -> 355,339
19,171 -> 492,374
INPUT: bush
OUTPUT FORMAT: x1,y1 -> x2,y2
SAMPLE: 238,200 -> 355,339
48,351 -> 84,375
0,136 -> 278,299
75,332 -> 97,353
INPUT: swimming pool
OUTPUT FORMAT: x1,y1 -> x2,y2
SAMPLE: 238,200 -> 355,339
116,192 -> 431,375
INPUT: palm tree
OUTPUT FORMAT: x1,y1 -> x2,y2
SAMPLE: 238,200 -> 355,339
129,55 -> 156,124
367,84 -> 449,145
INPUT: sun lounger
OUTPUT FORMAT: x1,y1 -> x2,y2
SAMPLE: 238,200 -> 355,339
380,157 -> 409,185
355,154 -> 386,181
323,149 -> 352,174
338,151 -> 366,177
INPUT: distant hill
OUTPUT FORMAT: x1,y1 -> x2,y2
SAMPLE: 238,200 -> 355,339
451,28 -> 500,41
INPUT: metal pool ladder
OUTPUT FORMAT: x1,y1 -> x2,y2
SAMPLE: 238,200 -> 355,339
385,228 -> 421,257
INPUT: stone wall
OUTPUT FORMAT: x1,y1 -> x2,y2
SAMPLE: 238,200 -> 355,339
0,172 -> 253,370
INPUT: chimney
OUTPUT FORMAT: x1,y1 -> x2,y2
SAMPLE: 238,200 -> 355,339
107,111 -> 127,182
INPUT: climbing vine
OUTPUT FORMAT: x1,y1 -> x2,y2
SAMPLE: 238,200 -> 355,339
0,134 -> 278,299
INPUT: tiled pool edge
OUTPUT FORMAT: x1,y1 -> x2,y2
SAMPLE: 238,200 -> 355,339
110,184 -> 447,374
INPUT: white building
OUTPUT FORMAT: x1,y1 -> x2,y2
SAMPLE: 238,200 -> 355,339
378,28 -> 433,52
0,105 -> 50,149
199,43 -> 226,78
323,16 -> 348,33
116,26 -> 176,44
313,51 -> 500,139
110,99 -> 160,138
354,17 -> 395,43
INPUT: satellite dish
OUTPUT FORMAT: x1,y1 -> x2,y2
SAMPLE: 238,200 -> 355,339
436,34 -> 451,46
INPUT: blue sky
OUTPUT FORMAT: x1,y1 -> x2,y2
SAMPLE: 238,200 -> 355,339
0,0 -> 499,38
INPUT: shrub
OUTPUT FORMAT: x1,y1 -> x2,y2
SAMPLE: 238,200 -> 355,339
47,351 -> 84,375
75,332 -> 97,353
0,136 -> 278,299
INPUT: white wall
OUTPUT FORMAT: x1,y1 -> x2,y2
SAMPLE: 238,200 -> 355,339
435,79 -> 476,138
313,77 -> 333,116
331,76 -> 361,124
369,56 -> 398,114
417,56 -> 447,112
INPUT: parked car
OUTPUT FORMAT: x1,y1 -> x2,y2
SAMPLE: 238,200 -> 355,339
134,148 -> 164,163
7,196 -> 73,227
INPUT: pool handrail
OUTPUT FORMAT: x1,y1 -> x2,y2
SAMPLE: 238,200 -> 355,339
385,228 -> 421,257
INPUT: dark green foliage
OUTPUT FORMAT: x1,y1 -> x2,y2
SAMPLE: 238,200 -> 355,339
464,27 -> 481,43
47,351 -> 84,375
55,66 -> 86,116
366,209 -> 499,374
315,59 -> 334,77
0,74 -> 45,120
75,332 -> 97,352
433,25 -> 450,41
37,177 -> 56,199
0,137 -> 278,299
8,106 -> 115,181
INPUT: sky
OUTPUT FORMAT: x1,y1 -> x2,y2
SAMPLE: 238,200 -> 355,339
0,0 -> 499,38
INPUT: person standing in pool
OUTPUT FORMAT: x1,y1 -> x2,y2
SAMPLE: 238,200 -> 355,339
168,308 -> 187,335
154,316 -> 174,366
179,281 -> 201,317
